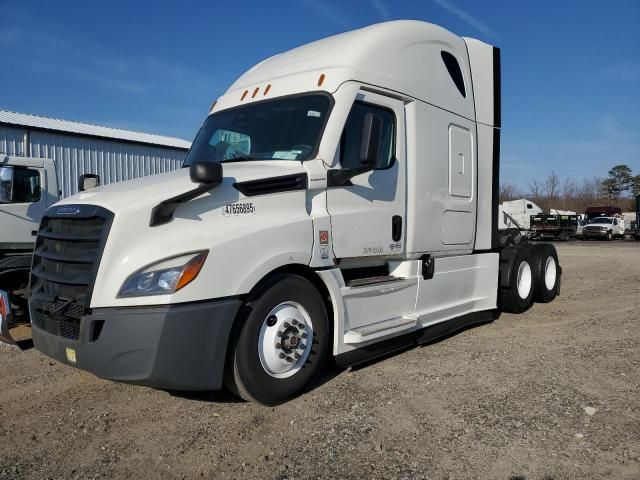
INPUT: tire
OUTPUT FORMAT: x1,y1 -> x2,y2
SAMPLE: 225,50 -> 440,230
224,274 -> 329,405
498,246 -> 535,314
531,243 -> 560,303
606,230 -> 613,241
559,230 -> 569,241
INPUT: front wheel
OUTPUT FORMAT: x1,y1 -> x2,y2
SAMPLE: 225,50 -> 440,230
606,230 -> 613,241
225,274 -> 329,405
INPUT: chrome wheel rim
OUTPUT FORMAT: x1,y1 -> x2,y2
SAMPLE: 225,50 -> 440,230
516,260 -> 532,300
544,256 -> 557,291
258,302 -> 314,379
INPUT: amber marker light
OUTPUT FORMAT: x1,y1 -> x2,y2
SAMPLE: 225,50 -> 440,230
252,87 -> 260,98
317,73 -> 325,87
241,90 -> 248,100
175,252 -> 208,291
264,84 -> 271,95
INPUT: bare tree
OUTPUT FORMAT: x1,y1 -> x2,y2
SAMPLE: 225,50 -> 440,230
499,183 -> 519,203
528,179 -> 544,207
544,171 -> 560,211
562,178 -> 578,211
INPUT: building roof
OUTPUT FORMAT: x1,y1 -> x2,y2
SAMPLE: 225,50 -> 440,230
0,109 -> 192,150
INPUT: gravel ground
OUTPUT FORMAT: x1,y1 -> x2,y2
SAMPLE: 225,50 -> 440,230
1,241 -> 639,480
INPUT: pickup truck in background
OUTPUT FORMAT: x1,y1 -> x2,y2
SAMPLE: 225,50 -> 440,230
582,216 -> 625,240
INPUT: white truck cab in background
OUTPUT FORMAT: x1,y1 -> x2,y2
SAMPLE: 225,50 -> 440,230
29,21 -> 561,405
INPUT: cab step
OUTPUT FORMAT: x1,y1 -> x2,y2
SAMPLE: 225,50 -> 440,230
344,314 -> 417,344
345,275 -> 404,288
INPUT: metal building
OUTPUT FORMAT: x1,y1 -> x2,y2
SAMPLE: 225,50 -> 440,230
0,109 -> 191,198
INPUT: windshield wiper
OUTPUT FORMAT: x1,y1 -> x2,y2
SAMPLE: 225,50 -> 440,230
221,156 -> 257,163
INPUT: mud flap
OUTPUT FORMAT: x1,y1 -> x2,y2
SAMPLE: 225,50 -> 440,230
0,290 -> 16,345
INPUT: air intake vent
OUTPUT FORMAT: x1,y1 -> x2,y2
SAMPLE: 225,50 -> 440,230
234,173 -> 307,197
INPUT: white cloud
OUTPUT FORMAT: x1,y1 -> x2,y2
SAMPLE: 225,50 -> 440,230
432,0 -> 498,38
370,0 -> 390,20
301,0 -> 351,28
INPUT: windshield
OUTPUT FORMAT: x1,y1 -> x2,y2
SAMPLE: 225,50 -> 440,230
592,218 -> 612,224
184,93 -> 332,165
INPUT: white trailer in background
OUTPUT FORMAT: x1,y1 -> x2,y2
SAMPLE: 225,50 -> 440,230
28,21 -> 561,405
0,112 -> 190,344
501,199 -> 543,231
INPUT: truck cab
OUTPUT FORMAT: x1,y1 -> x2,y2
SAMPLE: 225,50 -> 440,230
28,21 -> 560,405
1,156 -> 60,250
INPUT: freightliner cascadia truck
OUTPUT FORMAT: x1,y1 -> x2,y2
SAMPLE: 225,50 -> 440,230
27,21 -> 560,405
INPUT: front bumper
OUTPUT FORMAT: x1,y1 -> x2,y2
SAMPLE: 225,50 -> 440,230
32,298 -> 242,391
583,229 -> 608,237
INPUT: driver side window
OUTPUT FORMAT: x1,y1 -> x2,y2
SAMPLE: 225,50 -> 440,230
340,102 -> 395,170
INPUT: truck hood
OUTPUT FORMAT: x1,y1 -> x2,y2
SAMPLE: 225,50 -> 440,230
56,161 -> 307,215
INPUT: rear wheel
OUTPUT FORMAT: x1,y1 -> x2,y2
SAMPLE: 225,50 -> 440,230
532,243 -> 560,303
224,274 -> 329,405
499,246 -> 535,314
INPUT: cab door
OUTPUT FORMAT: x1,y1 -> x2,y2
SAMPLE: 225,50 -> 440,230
326,91 -> 406,259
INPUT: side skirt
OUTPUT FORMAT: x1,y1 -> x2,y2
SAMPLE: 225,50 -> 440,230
334,310 -> 498,368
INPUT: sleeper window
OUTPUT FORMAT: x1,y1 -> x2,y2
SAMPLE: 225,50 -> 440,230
340,102 -> 395,170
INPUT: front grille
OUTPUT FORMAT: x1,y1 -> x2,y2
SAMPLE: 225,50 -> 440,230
30,297 -> 84,340
29,206 -> 113,341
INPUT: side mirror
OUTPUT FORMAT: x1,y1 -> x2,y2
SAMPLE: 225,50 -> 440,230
359,112 -> 382,167
190,161 -> 223,186
78,174 -> 100,192
327,113 -> 383,187
0,166 -> 14,203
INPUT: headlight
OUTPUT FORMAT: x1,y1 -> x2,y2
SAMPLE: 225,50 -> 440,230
118,251 -> 208,298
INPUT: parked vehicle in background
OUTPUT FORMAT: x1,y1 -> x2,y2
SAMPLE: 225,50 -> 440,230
501,199 -> 543,231
0,114 -> 189,345
623,195 -> 640,241
585,206 -> 622,222
582,217 -> 625,240
27,20 -> 561,405
530,213 -> 577,241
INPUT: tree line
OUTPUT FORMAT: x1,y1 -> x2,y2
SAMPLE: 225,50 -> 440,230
500,165 -> 640,213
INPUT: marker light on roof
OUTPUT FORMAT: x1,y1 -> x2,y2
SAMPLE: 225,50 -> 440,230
264,84 -> 271,95
241,90 -> 248,101
252,87 -> 260,98
317,73 -> 325,87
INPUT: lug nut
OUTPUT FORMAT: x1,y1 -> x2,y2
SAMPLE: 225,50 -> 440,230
286,356 -> 294,363
279,353 -> 286,359
301,333 -> 308,339
298,324 -> 305,329
276,343 -> 282,349
277,331 -> 283,337
266,315 -> 277,327
300,343 -> 306,350
294,353 -> 301,359
292,319 -> 298,326
284,322 -> 290,328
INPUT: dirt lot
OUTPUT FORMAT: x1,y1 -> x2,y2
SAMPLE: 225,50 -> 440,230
1,241 -> 639,480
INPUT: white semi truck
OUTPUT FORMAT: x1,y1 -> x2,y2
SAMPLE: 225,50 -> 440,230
27,21 -> 561,405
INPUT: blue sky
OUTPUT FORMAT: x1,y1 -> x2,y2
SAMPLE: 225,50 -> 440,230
1,0 -> 638,189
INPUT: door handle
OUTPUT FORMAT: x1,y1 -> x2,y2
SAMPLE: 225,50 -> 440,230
392,215 -> 402,242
